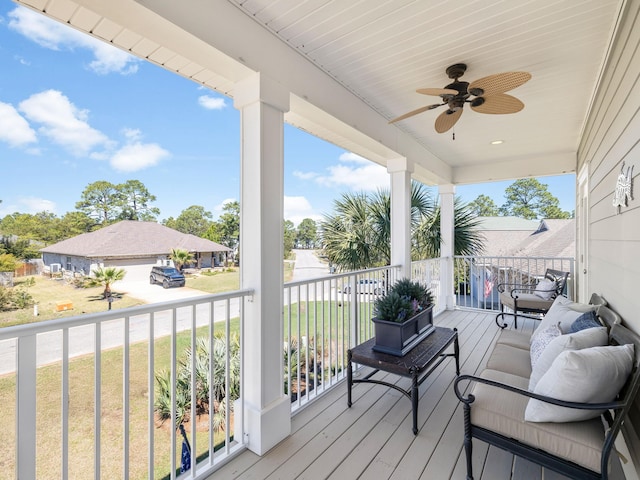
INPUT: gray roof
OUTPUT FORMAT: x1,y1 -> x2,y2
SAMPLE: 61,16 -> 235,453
40,221 -> 231,258
475,217 -> 575,258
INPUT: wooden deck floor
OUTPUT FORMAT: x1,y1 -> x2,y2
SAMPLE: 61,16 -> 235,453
209,309 -> 617,480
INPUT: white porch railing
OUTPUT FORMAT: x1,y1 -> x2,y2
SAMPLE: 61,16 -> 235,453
1,255 -> 576,478
0,290 -> 252,480
453,256 -> 575,311
283,265 -> 403,411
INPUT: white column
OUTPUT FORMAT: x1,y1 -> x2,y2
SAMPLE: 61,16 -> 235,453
388,157 -> 413,279
439,184 -> 455,310
234,73 -> 291,455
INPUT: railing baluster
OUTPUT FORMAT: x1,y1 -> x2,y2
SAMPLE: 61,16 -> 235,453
148,312 -> 155,479
62,328 -> 69,479
95,323 -> 101,479
123,316 -> 130,479
16,334 -> 36,479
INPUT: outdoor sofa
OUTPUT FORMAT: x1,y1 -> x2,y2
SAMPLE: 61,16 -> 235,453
455,295 -> 640,480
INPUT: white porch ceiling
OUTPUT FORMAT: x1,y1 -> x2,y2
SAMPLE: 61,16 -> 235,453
16,0 -> 625,186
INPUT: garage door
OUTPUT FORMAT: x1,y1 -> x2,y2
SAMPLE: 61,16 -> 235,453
104,258 -> 159,283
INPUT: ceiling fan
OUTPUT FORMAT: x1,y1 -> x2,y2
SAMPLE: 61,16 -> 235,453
389,63 -> 531,133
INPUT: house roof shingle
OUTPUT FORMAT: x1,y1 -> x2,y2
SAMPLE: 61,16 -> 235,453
40,221 -> 231,258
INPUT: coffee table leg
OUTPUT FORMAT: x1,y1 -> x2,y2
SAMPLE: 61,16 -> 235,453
347,349 -> 353,407
412,371 -> 419,434
454,328 -> 460,375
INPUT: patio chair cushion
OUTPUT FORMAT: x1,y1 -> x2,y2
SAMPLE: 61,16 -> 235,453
529,323 -> 561,368
534,278 -> 557,300
500,292 -> 553,313
569,310 -> 602,333
529,326 -> 608,390
525,344 -> 634,423
471,368 -> 606,473
487,343 -> 532,378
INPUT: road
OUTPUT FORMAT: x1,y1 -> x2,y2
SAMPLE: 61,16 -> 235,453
291,249 -> 330,281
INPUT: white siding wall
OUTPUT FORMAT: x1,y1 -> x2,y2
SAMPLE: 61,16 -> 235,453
577,0 -> 640,470
578,0 -> 640,333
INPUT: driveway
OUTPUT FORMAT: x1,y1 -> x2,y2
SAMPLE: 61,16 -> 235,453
115,280 -> 206,303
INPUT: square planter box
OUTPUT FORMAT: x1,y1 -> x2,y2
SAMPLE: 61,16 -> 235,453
372,306 -> 434,356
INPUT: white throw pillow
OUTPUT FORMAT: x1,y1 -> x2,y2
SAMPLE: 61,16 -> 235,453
532,296 -> 598,339
534,278 -> 556,300
529,326 -> 608,391
525,344 -> 634,422
529,323 -> 561,368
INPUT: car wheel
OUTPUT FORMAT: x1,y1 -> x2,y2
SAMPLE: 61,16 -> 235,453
150,276 -> 155,285
344,287 -> 351,294
163,279 -> 169,289
374,288 -> 382,295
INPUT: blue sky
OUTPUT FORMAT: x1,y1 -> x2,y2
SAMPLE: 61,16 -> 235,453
0,2 -> 575,226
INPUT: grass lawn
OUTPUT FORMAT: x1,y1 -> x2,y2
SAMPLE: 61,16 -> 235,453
1,262 -> 295,328
0,275 -> 145,328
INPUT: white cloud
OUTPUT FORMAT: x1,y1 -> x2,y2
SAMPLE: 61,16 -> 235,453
122,128 -> 142,142
19,196 -> 56,213
19,90 -> 109,156
0,101 -> 37,147
293,170 -> 318,180
198,95 -> 227,110
110,142 -> 170,172
214,198 -> 237,212
284,196 -> 321,226
339,152 -> 370,164
295,151 -> 388,192
8,6 -> 138,75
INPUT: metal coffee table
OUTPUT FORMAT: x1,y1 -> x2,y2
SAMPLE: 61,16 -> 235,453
347,326 -> 459,434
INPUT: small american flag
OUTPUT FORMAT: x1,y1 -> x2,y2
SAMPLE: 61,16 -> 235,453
179,424 -> 191,473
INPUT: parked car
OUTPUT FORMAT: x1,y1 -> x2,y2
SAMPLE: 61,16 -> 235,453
149,266 -> 186,288
343,279 -> 384,295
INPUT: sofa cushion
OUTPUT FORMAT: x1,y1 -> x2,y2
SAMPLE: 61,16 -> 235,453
487,343 -> 532,378
496,329 -> 531,350
525,344 -> 634,423
529,327 -> 608,391
471,369 -> 606,473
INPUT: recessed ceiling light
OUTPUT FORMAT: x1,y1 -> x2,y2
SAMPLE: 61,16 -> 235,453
490,140 -> 504,145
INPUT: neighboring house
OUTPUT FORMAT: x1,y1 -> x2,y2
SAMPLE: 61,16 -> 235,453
40,221 -> 232,282
467,216 -> 575,306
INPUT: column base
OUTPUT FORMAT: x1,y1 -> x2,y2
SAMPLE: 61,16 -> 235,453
244,395 -> 291,455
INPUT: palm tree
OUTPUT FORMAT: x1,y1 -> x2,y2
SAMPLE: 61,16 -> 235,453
91,266 -> 126,298
170,248 -> 194,272
320,182 -> 484,272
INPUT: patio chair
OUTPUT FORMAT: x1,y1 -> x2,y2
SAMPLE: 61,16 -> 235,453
495,269 -> 569,329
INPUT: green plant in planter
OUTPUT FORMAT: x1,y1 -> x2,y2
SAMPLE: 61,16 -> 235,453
373,278 -> 433,323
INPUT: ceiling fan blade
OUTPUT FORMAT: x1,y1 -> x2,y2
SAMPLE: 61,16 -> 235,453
416,88 -> 458,96
435,108 -> 463,133
389,104 -> 444,124
469,71 -> 531,96
470,93 -> 524,114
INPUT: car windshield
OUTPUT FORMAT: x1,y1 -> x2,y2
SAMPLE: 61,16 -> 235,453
163,268 -> 180,275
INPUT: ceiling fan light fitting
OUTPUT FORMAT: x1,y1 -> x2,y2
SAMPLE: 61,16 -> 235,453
470,97 -> 485,107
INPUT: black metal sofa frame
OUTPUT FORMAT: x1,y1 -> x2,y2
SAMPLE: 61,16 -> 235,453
495,268 -> 570,330
454,316 -> 640,480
